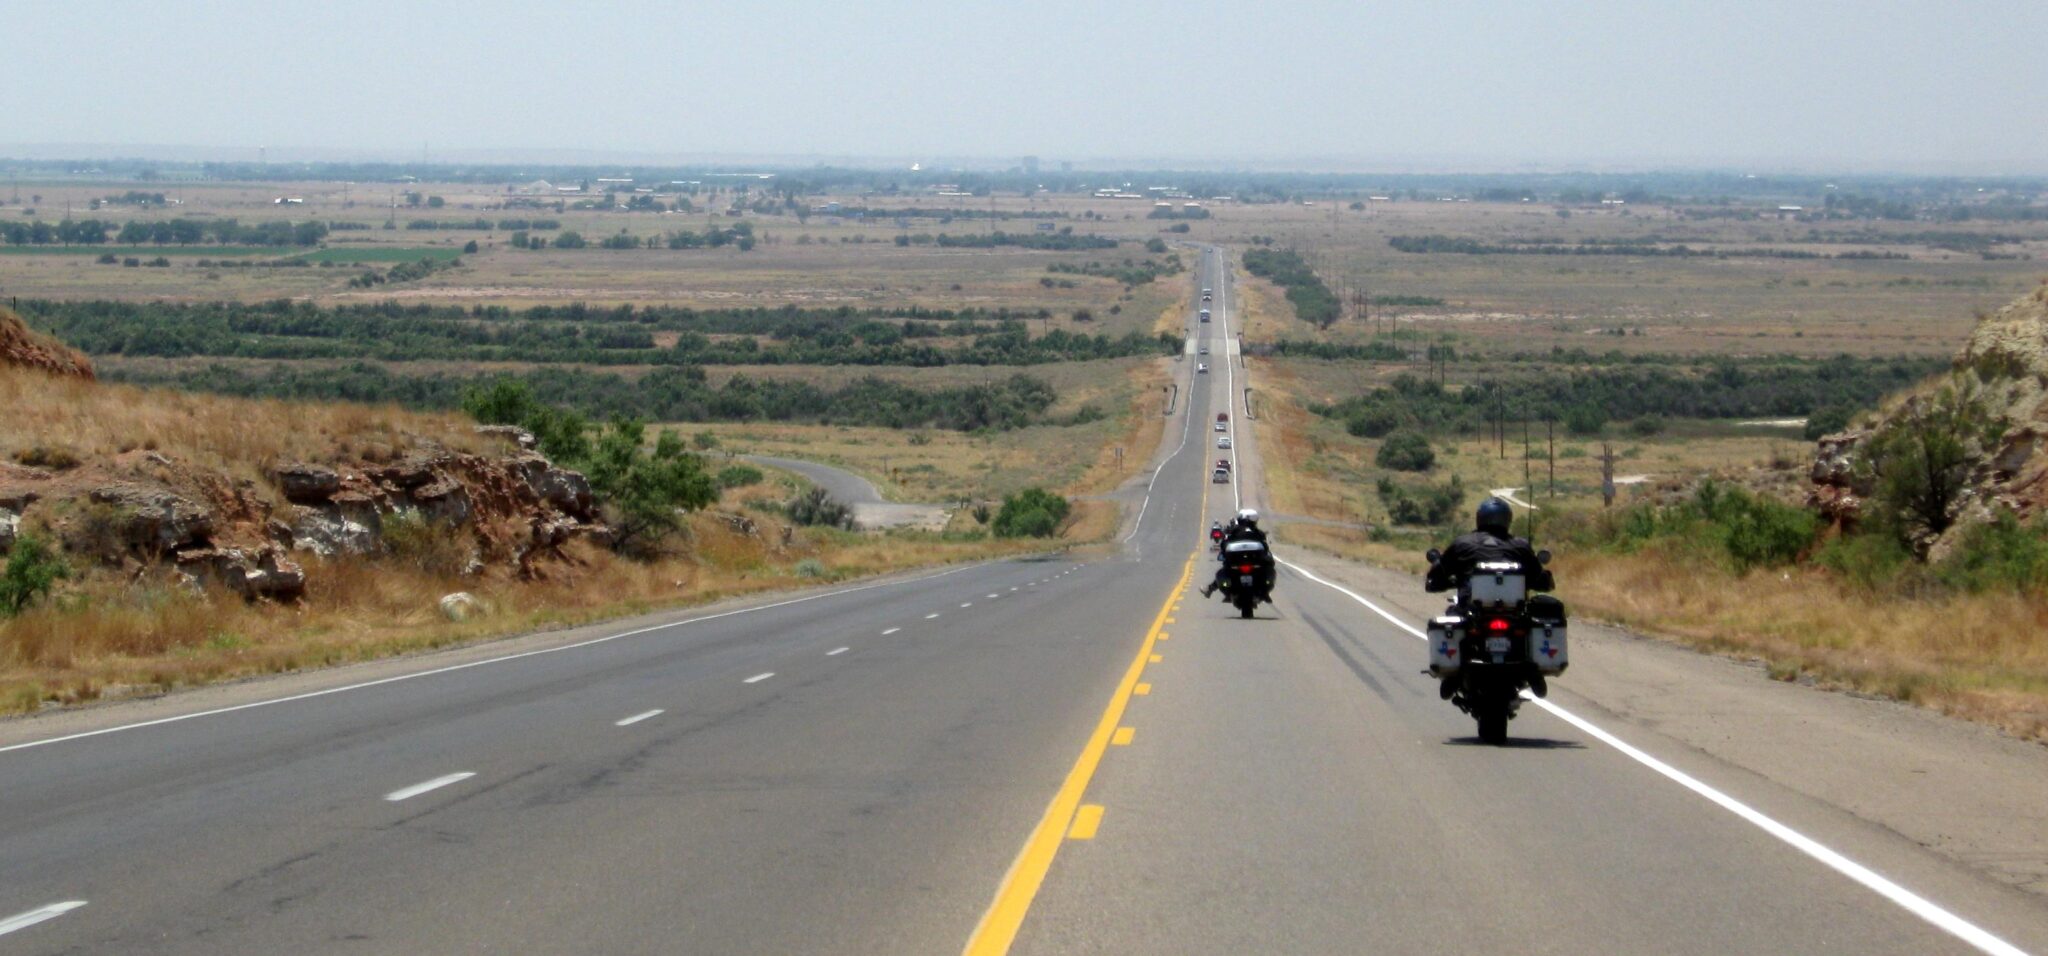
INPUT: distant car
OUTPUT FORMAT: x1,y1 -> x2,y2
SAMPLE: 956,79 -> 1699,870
1202,288 -> 1213,301
1216,458 -> 1231,471
1212,468 -> 1231,484
1197,363 -> 1208,374
1199,309 -> 1211,320
1217,436 -> 1232,449
1198,345 -> 1209,355
1215,421 -> 1227,432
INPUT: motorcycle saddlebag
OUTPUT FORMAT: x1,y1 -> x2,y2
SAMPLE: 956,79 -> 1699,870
1528,620 -> 1568,675
1427,616 -> 1464,677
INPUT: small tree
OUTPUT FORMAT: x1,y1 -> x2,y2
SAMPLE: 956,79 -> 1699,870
584,422 -> 718,556
992,487 -> 1070,538
0,533 -> 67,616
1860,383 -> 2001,551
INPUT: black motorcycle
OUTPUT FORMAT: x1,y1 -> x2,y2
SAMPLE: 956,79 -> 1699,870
1423,550 -> 1569,744
1218,539 -> 1276,618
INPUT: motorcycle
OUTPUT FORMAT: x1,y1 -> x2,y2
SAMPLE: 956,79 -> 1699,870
1217,539 -> 1276,618
1422,549 -> 1568,745
1209,526 -> 1226,551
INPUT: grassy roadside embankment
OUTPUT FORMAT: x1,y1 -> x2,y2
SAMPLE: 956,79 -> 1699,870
1249,352 -> 2048,741
0,364 -> 1143,714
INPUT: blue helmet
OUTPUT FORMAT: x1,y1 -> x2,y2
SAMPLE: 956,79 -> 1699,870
1476,497 -> 1513,536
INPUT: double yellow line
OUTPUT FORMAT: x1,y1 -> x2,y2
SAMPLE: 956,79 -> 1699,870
961,550 -> 1196,955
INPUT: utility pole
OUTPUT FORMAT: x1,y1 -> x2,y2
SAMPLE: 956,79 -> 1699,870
1547,418 -> 1556,498
1600,443 -> 1618,507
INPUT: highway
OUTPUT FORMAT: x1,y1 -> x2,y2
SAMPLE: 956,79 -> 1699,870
2,249 -> 2045,954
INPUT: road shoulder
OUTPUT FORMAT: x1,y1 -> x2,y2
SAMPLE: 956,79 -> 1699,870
1282,547 -> 2048,903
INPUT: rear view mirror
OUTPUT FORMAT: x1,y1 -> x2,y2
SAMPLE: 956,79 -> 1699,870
1536,549 -> 1552,566
1425,548 -> 1442,565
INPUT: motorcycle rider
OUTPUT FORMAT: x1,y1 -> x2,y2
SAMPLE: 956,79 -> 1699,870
1201,509 -> 1268,598
1426,497 -> 1554,698
1209,521 -> 1225,548
1425,498 -> 1546,593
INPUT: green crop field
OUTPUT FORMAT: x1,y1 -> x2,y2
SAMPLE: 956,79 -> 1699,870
296,246 -> 462,264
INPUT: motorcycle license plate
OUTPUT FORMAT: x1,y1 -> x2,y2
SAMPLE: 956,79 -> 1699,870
1485,636 -> 1512,654
1239,575 -> 1254,584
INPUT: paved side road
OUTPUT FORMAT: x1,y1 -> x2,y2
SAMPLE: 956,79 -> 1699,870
743,454 -> 950,530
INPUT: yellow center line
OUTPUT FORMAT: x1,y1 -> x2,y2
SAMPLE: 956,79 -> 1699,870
961,551 -> 1195,955
1067,805 -> 1106,840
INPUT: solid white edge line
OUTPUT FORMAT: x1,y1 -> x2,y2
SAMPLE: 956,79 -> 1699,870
743,672 -> 775,684
1123,311 -> 1203,546
827,647 -> 850,656
0,901 -> 87,938
383,771 -> 476,802
881,627 -> 901,635
1277,557 -> 2028,956
614,709 -> 663,727
0,561 -> 992,757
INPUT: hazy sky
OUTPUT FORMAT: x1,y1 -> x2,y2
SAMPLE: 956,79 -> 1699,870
7,0 -> 2046,172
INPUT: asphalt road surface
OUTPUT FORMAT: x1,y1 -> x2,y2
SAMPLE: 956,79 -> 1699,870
742,455 -> 950,531
2,249 -> 2043,955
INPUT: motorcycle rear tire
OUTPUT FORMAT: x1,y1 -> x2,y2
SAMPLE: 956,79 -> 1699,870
1477,710 -> 1508,745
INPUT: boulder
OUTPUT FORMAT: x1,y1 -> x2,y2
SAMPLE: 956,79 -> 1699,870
87,483 -> 214,554
0,508 -> 17,551
289,506 -> 379,556
512,454 -> 594,520
439,591 -> 487,621
272,463 -> 342,504
373,456 -> 440,490
410,477 -> 472,525
175,546 -> 306,602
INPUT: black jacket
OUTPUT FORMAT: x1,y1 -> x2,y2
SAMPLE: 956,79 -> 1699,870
1425,530 -> 1547,593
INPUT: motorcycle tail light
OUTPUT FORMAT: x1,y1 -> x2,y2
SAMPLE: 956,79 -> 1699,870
1237,565 -> 1254,573
1487,618 -> 1511,632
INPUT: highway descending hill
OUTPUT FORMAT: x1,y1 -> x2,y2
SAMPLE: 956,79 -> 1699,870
1,249 -> 2043,955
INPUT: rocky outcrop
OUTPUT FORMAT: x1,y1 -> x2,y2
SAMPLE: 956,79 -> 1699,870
0,306 -> 93,380
1810,283 -> 2048,548
0,443 -> 605,603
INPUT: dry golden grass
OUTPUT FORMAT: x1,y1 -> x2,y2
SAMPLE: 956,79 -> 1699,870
0,365 -> 484,482
1557,550 -> 2048,742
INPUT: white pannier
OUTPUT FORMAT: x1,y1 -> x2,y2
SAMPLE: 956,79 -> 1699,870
1466,561 -> 1527,609
1426,616 -> 1465,677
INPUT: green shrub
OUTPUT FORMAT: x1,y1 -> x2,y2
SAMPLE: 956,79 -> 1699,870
786,486 -> 855,530
1936,514 -> 2048,595
992,487 -> 1070,538
0,533 -> 68,616
1859,383 -> 2002,549
715,464 -> 764,489
794,558 -> 827,578
1375,431 -> 1435,472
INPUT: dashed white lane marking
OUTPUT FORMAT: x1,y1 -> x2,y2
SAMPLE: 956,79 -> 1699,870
961,602 -> 974,608
0,901 -> 87,938
743,672 -> 775,684
1010,587 -> 1019,591
926,613 -> 941,619
882,627 -> 901,635
384,772 -> 476,802
987,593 -> 1000,599
827,647 -> 850,656
615,709 -> 663,727
1279,558 -> 2029,956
